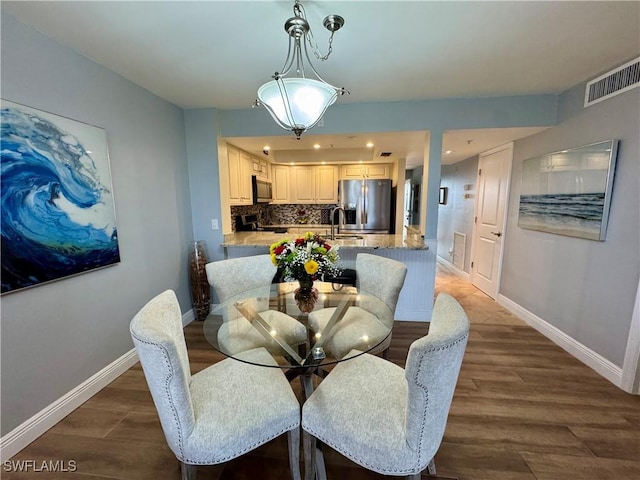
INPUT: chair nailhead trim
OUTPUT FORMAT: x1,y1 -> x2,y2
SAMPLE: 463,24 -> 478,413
410,333 -> 469,470
183,423 -> 300,465
131,332 -> 187,461
302,425 -> 418,475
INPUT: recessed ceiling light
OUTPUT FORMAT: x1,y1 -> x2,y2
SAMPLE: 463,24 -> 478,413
444,150 -> 453,155
313,144 -> 321,149
290,162 -> 295,165
366,142 -> 374,148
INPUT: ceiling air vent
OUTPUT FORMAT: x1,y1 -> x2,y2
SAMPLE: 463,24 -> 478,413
584,56 -> 640,107
379,152 -> 392,157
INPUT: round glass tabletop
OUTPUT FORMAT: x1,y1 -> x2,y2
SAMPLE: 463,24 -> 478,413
203,281 -> 393,369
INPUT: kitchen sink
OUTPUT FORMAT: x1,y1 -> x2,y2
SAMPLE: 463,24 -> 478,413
332,235 -> 364,240
329,234 -> 365,245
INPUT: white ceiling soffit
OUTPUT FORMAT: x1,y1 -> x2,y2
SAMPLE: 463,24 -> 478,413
226,127 -> 549,168
272,148 -> 374,164
225,131 -> 428,165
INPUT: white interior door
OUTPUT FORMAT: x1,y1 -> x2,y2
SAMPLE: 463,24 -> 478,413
471,143 -> 513,299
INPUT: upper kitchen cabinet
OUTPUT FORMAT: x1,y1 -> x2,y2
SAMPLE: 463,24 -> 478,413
341,163 -> 391,179
227,146 -> 253,205
271,164 -> 291,204
290,165 -> 338,204
250,156 -> 271,180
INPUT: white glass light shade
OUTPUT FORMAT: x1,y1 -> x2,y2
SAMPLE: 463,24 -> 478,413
257,78 -> 338,135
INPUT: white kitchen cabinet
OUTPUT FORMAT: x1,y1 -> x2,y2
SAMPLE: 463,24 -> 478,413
340,163 -> 391,179
271,164 -> 290,204
315,165 -> 339,203
227,147 -> 253,205
290,165 -> 338,204
251,156 -> 271,180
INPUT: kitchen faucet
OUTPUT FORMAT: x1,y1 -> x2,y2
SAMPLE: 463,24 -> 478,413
330,206 -> 344,240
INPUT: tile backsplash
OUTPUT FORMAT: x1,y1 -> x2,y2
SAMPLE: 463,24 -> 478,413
230,204 -> 337,231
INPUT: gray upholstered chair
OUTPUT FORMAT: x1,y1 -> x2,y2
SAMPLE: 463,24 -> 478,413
205,255 -> 307,355
302,293 -> 469,479
307,253 -> 407,358
130,290 -> 301,480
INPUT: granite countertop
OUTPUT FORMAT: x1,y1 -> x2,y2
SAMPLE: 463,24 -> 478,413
222,230 -> 427,250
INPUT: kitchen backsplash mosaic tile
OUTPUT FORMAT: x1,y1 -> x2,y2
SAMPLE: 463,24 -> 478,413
230,204 -> 337,231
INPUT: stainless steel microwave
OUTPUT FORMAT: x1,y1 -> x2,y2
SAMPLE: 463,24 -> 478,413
252,176 -> 272,203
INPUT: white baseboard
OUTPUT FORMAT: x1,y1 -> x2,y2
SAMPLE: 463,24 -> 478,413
436,256 -> 470,281
0,310 -> 194,461
0,349 -> 139,462
497,294 -> 624,389
182,308 -> 196,326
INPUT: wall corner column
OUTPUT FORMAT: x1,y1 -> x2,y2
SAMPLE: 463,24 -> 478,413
184,108 -> 225,261
424,130 -> 443,240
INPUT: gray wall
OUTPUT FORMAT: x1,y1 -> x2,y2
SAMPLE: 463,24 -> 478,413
502,84 -> 640,368
1,14 -> 194,435
184,109 -> 225,262
438,155 -> 479,272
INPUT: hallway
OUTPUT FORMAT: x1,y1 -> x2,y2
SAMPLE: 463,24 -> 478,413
431,260 -> 640,479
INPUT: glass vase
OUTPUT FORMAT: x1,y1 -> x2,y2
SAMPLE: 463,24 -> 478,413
294,277 -> 319,314
189,241 -> 211,321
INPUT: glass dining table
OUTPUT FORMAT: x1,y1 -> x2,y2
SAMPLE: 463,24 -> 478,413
204,280 -> 392,480
203,281 -> 393,395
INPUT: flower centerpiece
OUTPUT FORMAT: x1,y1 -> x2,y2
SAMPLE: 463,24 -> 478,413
270,232 -> 341,312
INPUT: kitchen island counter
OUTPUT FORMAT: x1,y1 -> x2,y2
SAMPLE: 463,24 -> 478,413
222,231 -> 427,250
221,230 -> 433,322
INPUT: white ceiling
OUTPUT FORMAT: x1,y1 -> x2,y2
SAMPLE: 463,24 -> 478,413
4,1 -> 638,167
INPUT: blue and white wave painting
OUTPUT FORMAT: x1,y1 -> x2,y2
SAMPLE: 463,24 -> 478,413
1,102 -> 119,293
518,193 -> 605,240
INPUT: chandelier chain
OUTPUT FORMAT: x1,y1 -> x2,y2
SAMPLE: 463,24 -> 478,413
306,30 -> 335,62
294,0 -> 334,62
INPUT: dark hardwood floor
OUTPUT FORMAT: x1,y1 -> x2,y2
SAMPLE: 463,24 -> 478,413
5,263 -> 639,479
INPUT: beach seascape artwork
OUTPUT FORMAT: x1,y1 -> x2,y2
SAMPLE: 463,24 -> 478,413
518,140 -> 618,241
1,100 -> 120,294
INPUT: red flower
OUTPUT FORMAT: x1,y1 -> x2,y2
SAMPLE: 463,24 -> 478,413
274,245 -> 287,255
295,238 -> 305,246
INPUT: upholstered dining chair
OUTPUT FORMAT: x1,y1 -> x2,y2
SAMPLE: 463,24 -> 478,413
307,253 -> 407,359
302,292 -> 469,480
205,255 -> 307,355
130,290 -> 301,480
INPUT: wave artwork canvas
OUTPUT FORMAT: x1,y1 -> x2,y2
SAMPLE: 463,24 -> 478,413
518,140 -> 617,241
1,100 -> 120,294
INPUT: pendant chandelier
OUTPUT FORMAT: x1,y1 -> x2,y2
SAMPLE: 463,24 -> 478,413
254,0 -> 349,139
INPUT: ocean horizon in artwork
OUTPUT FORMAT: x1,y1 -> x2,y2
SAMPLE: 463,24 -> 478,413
518,192 -> 605,240
1,101 -> 120,294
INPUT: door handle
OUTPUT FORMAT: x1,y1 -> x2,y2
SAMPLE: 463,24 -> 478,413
491,231 -> 502,237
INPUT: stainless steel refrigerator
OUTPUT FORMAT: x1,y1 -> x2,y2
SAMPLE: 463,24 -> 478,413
337,179 -> 392,234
